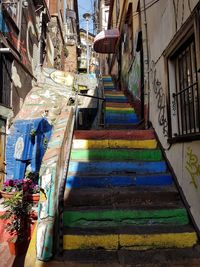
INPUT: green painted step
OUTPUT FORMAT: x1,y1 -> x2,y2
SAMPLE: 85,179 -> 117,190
70,149 -> 162,161
64,208 -> 189,228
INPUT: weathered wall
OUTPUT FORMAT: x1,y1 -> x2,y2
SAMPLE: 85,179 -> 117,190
64,45 -> 77,72
46,16 -> 65,71
141,0 -> 200,229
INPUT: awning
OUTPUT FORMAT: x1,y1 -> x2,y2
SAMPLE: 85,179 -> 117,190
93,28 -> 119,54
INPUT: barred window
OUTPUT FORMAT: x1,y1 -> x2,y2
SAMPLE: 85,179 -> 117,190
172,36 -> 199,136
167,8 -> 200,143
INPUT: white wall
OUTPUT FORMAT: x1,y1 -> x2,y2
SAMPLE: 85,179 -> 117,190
141,0 -> 200,230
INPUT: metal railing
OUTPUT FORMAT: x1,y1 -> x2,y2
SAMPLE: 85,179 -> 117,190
173,82 -> 200,136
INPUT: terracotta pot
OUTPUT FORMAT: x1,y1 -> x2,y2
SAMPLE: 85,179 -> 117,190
0,191 -> 15,199
26,193 -> 40,203
8,239 -> 29,255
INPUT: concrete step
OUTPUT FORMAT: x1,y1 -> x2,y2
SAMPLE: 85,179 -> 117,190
73,129 -> 156,140
68,161 -> 168,175
58,247 -> 200,266
105,113 -> 139,124
63,224 -> 197,250
63,207 -> 189,228
72,139 -> 157,149
64,186 -> 180,207
66,173 -> 173,188
70,148 -> 162,161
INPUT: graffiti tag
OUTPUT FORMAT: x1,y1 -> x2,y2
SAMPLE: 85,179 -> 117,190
150,61 -> 168,137
185,147 -> 200,189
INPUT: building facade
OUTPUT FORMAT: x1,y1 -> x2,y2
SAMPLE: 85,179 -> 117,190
0,0 -> 50,185
94,0 -> 110,75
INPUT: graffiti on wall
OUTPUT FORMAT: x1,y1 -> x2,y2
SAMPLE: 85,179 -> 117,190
2,5 -> 38,75
173,0 -> 192,31
185,147 -> 200,189
150,61 -> 168,137
128,52 -> 141,100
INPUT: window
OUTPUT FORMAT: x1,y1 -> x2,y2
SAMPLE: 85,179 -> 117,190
0,54 -> 12,107
173,36 -> 199,136
167,8 -> 200,142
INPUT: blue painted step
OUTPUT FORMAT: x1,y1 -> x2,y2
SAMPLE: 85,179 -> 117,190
68,161 -> 167,175
102,78 -> 113,82
106,97 -> 128,103
105,113 -> 139,124
66,174 -> 173,188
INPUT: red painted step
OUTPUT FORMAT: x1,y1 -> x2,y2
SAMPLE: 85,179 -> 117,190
73,130 -> 156,140
105,102 -> 132,108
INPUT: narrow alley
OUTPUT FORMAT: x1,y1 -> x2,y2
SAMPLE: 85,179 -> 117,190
0,1 -> 199,267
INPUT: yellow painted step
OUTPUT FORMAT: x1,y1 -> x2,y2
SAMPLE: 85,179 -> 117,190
105,107 -> 134,111
63,232 -> 197,250
72,139 -> 157,149
105,93 -> 125,96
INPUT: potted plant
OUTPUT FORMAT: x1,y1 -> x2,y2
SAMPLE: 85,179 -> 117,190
0,191 -> 33,255
0,179 -> 23,199
0,176 -> 40,204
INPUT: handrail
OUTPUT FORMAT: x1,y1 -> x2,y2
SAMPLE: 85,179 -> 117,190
78,93 -> 105,101
36,97 -> 78,261
56,99 -> 77,256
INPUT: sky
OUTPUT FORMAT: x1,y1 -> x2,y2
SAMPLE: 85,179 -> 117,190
78,0 -> 94,34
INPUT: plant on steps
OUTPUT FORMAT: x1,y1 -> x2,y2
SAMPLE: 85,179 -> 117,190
0,191 -> 33,255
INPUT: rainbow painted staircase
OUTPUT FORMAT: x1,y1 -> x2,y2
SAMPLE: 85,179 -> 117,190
62,76 -> 200,266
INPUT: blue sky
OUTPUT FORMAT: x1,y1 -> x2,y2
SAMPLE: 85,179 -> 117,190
78,0 -> 94,33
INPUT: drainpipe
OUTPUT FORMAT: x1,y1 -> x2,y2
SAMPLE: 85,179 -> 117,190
38,7 -> 47,72
142,0 -> 150,128
64,0 -> 67,23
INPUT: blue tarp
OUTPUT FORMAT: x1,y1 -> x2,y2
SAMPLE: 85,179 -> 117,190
6,118 -> 52,180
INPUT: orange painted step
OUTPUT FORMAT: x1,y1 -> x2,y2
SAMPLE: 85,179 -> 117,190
105,102 -> 132,108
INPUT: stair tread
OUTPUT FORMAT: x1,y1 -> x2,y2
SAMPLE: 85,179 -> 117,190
63,224 -> 196,235
64,185 -> 180,207
64,204 -> 185,211
61,247 -> 200,266
74,129 -> 156,140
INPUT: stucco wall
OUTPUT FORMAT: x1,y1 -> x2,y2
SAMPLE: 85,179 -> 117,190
141,0 -> 200,230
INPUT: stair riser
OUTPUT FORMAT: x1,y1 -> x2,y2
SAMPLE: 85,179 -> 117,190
105,113 -> 137,119
63,209 -> 189,228
105,109 -> 134,114
66,174 -> 173,188
106,98 -> 129,103
70,149 -> 162,161
68,161 -> 167,175
105,116 -> 139,124
63,232 -> 197,250
64,190 -> 180,207
105,96 -> 127,100
106,102 -> 132,108
72,140 -> 157,149
73,130 -> 155,140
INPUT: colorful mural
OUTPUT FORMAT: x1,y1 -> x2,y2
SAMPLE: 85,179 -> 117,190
128,52 -> 141,100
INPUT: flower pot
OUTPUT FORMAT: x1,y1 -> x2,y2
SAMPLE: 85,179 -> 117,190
26,193 -> 40,204
8,239 -> 29,255
0,191 -> 15,199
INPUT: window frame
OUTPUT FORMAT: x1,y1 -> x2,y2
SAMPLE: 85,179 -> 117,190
165,9 -> 200,144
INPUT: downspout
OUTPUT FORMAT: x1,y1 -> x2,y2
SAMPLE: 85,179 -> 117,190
64,0 -> 67,23
142,0 -> 150,128
38,8 -> 47,71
